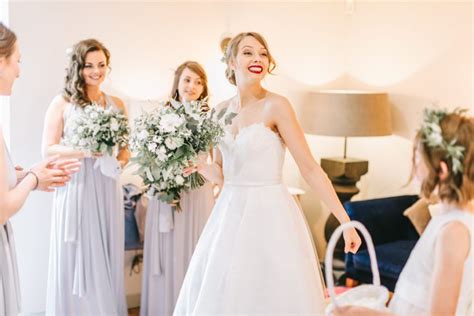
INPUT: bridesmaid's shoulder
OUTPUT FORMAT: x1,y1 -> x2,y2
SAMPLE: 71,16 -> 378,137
109,95 -> 127,113
49,94 -> 70,111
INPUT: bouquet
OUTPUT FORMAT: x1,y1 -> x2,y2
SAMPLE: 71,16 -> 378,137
63,103 -> 129,178
130,98 -> 235,209
63,103 -> 129,156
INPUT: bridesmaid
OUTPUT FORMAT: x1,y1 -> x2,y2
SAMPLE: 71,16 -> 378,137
42,39 -> 129,315
0,23 -> 79,315
140,61 -> 215,316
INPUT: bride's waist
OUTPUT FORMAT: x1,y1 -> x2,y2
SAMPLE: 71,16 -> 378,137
223,179 -> 282,187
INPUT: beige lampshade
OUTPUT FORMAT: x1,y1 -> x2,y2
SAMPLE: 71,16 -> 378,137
300,90 -> 392,137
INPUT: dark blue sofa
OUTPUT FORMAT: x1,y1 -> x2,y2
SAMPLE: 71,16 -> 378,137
344,195 -> 420,291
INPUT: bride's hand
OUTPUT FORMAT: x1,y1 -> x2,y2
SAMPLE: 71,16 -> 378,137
343,227 -> 362,254
183,153 -> 208,177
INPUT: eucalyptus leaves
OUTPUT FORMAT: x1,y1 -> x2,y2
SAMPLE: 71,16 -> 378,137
420,108 -> 466,175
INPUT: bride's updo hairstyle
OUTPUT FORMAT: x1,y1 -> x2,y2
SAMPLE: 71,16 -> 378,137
221,32 -> 276,86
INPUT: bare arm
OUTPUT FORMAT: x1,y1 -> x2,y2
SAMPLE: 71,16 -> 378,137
111,96 -> 131,167
270,96 -> 361,253
196,147 -> 224,186
0,128 -> 80,224
429,221 -> 469,315
42,95 -> 85,159
0,128 -> 38,224
183,101 -> 229,186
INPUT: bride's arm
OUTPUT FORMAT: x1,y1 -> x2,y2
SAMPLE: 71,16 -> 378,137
198,148 -> 224,186
182,100 -> 230,186
183,146 -> 224,187
269,95 -> 361,254
42,95 -> 86,159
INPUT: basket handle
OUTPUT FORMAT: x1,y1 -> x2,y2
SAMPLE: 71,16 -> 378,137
324,220 -> 381,308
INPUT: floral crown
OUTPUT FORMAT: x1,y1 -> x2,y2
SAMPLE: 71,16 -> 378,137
420,108 -> 467,175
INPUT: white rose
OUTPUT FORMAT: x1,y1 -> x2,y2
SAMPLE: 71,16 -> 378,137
138,130 -> 149,141
147,142 -> 157,152
156,150 -> 167,162
165,137 -> 177,150
175,175 -> 185,186
110,118 -> 119,131
90,111 -> 98,119
160,113 -> 184,133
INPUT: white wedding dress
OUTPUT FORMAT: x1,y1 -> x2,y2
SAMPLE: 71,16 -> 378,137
174,120 -> 326,315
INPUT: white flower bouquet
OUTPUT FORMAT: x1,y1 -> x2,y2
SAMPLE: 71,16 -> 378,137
130,98 -> 235,209
64,103 -> 129,156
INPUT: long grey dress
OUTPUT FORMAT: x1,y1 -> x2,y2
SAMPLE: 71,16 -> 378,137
140,182 -> 214,316
45,95 -> 127,315
0,132 -> 21,315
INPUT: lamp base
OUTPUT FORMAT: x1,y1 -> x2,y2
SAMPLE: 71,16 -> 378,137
321,158 -> 368,266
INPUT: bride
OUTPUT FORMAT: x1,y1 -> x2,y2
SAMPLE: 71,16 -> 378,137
174,32 -> 361,315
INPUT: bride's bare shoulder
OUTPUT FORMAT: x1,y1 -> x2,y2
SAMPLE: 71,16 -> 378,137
264,92 -> 293,116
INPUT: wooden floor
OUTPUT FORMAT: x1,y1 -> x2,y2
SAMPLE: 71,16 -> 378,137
128,307 -> 140,316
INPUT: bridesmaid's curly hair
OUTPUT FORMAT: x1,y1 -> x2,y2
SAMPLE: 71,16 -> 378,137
63,39 -> 110,107
0,23 -> 17,58
221,32 -> 276,86
413,110 -> 474,206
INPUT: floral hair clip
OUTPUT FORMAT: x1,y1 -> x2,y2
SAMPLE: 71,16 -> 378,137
420,107 -> 467,175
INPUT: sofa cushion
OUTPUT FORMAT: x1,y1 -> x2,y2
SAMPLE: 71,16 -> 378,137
352,240 -> 417,280
403,198 -> 431,235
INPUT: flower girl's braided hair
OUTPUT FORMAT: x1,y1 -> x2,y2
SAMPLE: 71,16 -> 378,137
0,23 -> 16,58
63,39 -> 110,107
415,108 -> 474,205
221,32 -> 276,86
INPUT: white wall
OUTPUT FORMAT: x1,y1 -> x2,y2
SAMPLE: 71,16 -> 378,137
7,1 -> 473,313
0,0 -> 10,147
